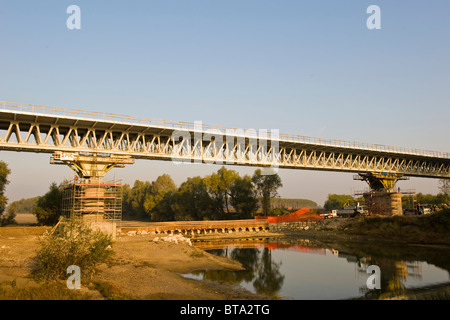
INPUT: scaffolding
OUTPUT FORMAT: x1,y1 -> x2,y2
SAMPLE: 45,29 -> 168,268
363,189 -> 403,216
354,188 -> 416,216
61,177 -> 123,223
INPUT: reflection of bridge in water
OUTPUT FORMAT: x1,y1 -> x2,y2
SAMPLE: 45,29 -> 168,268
193,236 -> 327,255
198,239 -> 450,299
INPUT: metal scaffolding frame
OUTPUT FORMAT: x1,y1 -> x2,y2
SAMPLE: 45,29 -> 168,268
354,188 -> 416,216
61,178 -> 123,222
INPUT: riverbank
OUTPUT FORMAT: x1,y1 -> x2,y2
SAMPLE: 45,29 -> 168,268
0,226 -> 277,300
2,210 -> 450,300
92,232 -> 278,299
293,210 -> 450,247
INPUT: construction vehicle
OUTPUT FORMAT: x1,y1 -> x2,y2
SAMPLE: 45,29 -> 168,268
416,204 -> 432,215
320,210 -> 338,219
336,203 -> 367,218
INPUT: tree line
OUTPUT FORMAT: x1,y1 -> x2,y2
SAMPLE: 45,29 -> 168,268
122,167 -> 283,221
3,157 -> 449,226
25,166 -> 283,225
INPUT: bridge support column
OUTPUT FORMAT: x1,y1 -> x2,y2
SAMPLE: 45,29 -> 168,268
50,151 -> 134,179
355,172 -> 408,216
362,189 -> 403,216
53,152 -> 133,236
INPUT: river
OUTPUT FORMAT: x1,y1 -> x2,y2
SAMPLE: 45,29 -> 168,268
185,237 -> 450,300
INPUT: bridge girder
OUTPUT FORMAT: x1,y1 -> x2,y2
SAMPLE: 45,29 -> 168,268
354,172 -> 408,191
50,151 -> 134,178
0,103 -> 449,179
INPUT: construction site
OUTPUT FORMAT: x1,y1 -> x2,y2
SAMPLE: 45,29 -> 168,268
61,178 -> 122,221
354,173 -> 415,216
60,178 -> 122,239
50,151 -> 132,239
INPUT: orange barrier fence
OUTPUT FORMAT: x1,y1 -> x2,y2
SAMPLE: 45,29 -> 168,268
255,208 -> 323,223
254,215 -> 267,220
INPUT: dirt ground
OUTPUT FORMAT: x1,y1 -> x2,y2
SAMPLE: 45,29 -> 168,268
0,225 -> 278,300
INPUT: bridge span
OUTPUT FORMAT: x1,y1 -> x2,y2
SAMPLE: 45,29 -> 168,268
1,101 -> 449,180
1,100 -> 449,218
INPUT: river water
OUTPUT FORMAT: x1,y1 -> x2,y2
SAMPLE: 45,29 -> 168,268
185,237 -> 450,300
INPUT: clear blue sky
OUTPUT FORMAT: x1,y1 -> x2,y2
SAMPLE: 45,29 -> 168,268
1,0 -> 449,206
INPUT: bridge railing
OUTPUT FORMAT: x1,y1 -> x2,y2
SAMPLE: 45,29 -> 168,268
1,101 -> 449,159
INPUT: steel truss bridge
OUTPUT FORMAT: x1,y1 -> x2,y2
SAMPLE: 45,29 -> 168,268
0,101 -> 449,183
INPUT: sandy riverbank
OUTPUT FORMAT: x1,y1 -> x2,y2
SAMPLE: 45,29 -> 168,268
2,214 -> 450,300
0,226 -> 280,300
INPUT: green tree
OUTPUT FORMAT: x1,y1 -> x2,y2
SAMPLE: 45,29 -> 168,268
230,175 -> 258,218
1,202 -> 17,226
324,194 -> 354,211
7,196 -> 38,214
413,192 -> 448,206
128,180 -> 152,218
143,174 -> 177,216
204,167 -> 239,217
121,183 -> 134,219
33,182 -> 62,226
172,176 -> 213,220
252,169 -> 283,216
0,161 -> 11,225
0,161 -> 15,225
151,190 -> 177,221
438,179 -> 450,202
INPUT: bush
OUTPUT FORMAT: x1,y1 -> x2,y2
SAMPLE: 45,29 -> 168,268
418,208 -> 450,233
0,204 -> 17,226
345,208 -> 450,245
33,182 -> 62,226
32,218 -> 113,281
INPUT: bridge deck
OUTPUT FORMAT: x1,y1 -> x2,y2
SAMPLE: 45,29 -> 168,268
1,101 -> 449,178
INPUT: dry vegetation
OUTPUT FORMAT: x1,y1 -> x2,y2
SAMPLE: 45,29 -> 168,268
0,224 -> 272,300
2,209 -> 450,300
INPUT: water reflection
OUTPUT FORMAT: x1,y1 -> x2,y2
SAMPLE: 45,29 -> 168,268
187,237 -> 450,299
205,247 -> 285,296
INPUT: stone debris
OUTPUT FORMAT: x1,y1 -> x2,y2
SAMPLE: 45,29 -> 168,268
153,234 -> 192,246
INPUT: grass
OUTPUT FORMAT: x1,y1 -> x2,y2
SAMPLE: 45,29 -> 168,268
344,208 -> 450,245
0,280 -> 93,300
0,278 -> 132,300
91,281 -> 132,300
1,217 -> 119,300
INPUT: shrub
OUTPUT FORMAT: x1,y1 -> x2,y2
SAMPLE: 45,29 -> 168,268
418,208 -> 450,233
32,218 -> 113,281
33,182 -> 62,226
0,203 -> 17,226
